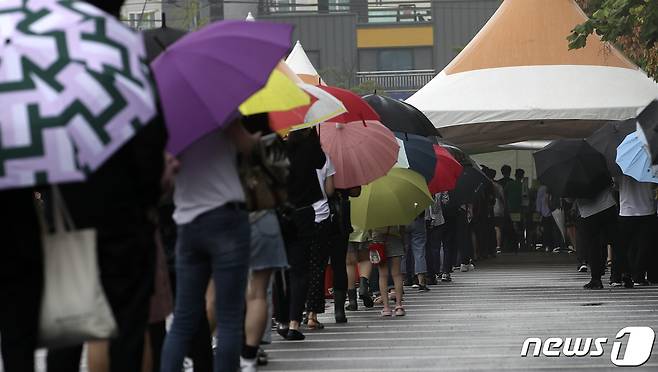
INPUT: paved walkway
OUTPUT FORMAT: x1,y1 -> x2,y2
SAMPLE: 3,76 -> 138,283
261,253 -> 658,371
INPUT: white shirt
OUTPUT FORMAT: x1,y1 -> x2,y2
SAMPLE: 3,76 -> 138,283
619,176 -> 656,217
576,188 -> 616,219
173,131 -> 245,225
312,157 -> 336,223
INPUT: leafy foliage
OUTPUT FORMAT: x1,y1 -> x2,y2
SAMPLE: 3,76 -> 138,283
570,0 -> 658,80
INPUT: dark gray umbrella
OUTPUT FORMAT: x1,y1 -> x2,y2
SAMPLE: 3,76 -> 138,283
363,94 -> 439,137
533,139 -> 611,198
637,100 -> 658,165
585,119 -> 635,176
143,19 -> 187,63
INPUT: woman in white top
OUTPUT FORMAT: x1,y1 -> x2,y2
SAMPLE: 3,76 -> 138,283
305,156 -> 336,329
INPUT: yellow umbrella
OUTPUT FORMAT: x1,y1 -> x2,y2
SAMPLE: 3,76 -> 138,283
350,168 -> 433,230
239,68 -> 310,116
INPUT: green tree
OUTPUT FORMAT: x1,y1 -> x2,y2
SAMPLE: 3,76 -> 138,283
569,0 -> 658,80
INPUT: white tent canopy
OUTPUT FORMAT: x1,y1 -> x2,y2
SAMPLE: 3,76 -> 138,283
285,40 -> 324,85
407,0 -> 658,152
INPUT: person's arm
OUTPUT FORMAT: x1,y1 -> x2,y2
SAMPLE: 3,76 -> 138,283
324,157 -> 336,197
324,175 -> 335,198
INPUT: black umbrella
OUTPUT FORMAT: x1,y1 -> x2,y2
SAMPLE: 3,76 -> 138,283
533,139 -> 611,198
585,119 -> 635,176
448,165 -> 491,205
637,100 -> 658,165
362,94 -> 439,137
143,17 -> 187,63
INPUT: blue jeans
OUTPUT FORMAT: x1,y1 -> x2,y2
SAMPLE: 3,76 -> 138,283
161,205 -> 250,372
402,216 -> 428,275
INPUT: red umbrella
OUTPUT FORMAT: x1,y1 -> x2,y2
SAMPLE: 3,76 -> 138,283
428,145 -> 463,193
317,85 -> 380,123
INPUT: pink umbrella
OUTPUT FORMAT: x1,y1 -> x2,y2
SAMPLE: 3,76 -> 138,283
319,120 -> 399,188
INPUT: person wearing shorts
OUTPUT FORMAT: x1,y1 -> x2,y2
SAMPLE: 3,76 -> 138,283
371,226 -> 406,317
241,210 -> 289,370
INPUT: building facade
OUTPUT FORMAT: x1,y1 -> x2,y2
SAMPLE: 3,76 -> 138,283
122,0 -> 500,97
120,0 -> 163,30
260,0 -> 501,98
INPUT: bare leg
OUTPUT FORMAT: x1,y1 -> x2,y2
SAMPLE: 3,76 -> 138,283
567,227 -> 577,251
495,226 -> 502,250
346,251 -> 357,290
378,262 -> 390,312
417,273 -> 426,286
389,257 -> 404,308
357,250 -> 372,279
205,279 -> 216,333
87,341 -> 109,372
244,270 -> 273,348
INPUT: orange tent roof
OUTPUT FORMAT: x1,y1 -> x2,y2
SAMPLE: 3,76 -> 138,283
444,0 -> 636,75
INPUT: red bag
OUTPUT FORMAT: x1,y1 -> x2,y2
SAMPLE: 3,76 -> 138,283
368,242 -> 387,265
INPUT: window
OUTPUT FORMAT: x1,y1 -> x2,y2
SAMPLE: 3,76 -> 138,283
129,13 -> 137,29
128,11 -> 157,30
330,0 -> 350,12
378,49 -> 413,71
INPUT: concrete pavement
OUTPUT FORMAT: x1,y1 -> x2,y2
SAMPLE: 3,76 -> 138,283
261,253 -> 658,371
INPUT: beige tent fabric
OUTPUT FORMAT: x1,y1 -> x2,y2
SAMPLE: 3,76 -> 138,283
298,73 -> 323,85
444,0 -> 636,75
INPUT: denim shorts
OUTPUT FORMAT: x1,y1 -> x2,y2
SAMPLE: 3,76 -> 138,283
249,210 -> 289,271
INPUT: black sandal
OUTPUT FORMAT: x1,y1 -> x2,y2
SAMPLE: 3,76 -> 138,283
307,318 -> 325,330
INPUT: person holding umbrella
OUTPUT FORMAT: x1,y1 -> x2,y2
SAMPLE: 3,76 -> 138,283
149,17 -> 294,372
575,188 -> 618,289
274,128 -> 327,341
372,225 -> 407,317
0,0 -> 168,370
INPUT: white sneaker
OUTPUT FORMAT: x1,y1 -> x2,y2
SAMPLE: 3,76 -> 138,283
468,263 -> 475,271
460,264 -> 469,272
240,356 -> 258,372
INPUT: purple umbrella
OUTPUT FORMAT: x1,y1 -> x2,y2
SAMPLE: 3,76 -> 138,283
151,20 -> 293,155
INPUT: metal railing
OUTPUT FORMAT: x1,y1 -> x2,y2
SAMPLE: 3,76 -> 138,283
261,0 -> 432,23
356,69 -> 435,91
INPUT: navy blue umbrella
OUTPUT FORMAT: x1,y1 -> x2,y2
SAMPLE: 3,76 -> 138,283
395,132 -> 437,182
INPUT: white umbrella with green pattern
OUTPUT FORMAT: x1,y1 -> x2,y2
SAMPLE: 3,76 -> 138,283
0,0 -> 157,190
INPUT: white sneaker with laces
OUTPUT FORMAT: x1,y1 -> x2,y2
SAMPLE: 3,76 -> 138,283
240,356 -> 258,372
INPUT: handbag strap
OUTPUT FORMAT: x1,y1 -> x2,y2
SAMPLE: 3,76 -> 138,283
51,185 -> 76,232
